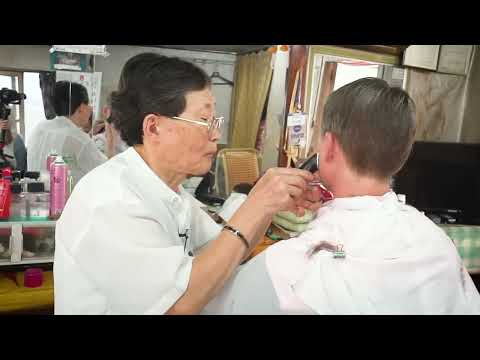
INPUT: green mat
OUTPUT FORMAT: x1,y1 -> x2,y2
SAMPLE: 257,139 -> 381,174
440,225 -> 480,273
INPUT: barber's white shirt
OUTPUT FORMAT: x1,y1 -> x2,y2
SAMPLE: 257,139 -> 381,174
203,192 -> 480,315
54,147 -> 222,314
27,116 -> 107,184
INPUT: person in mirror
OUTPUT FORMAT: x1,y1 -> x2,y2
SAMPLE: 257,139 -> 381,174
27,81 -> 107,185
0,119 -> 27,172
92,103 -> 128,158
202,78 -> 480,315
53,53 -> 323,315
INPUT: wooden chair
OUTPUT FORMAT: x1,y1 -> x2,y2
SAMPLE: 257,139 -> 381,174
214,148 -> 261,198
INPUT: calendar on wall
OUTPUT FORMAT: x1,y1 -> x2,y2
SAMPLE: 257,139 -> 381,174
55,71 -> 103,121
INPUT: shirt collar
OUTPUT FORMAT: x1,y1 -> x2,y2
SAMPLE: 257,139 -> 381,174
324,191 -> 400,211
56,115 -> 85,132
122,147 -> 184,205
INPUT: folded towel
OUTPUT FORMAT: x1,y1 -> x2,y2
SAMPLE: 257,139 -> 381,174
276,210 -> 315,224
273,215 -> 310,233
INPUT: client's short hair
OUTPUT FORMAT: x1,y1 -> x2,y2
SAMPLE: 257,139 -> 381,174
321,77 -> 416,179
54,81 -> 89,117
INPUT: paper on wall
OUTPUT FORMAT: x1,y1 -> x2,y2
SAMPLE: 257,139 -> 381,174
51,45 -> 109,57
287,113 -> 308,147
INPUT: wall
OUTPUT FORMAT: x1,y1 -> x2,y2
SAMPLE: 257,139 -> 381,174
260,47 -> 289,171
459,46 -> 480,143
405,46 -> 480,143
0,45 -> 237,144
406,69 -> 467,142
95,46 -> 236,144
0,45 -> 50,71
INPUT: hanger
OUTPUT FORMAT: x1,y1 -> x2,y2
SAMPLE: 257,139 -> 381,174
211,71 -> 234,86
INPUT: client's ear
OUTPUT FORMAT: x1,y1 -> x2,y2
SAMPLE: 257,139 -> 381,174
322,132 -> 337,163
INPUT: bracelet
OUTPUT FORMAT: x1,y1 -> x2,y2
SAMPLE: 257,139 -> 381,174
222,224 -> 250,249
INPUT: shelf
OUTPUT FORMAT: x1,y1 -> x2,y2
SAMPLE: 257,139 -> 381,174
0,257 -> 53,266
0,220 -> 56,228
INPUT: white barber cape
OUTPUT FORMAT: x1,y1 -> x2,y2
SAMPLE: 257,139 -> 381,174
27,116 -> 107,185
54,147 -> 222,314
203,192 -> 480,315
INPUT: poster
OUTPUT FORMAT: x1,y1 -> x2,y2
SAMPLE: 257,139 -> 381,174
287,113 -> 307,146
55,71 -> 103,121
50,52 -> 90,71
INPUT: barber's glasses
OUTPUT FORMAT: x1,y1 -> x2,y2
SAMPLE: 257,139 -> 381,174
170,115 -> 224,140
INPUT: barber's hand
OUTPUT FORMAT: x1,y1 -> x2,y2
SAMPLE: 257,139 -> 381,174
294,185 -> 324,214
105,122 -> 117,159
247,167 -> 314,217
0,120 -> 9,130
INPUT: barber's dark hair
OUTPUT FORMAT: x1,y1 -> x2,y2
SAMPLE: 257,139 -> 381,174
54,81 -> 89,117
110,53 -> 211,146
321,77 -> 416,179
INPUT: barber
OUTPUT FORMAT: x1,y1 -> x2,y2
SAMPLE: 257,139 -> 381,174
54,53 -> 322,315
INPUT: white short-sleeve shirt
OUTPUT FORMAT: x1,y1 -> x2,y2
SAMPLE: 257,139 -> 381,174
54,147 -> 221,314
27,116 -> 107,184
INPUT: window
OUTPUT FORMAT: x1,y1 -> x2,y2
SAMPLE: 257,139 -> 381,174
306,54 -> 406,154
0,70 -> 46,144
333,61 -> 380,90
0,71 -> 22,136
23,72 -> 47,143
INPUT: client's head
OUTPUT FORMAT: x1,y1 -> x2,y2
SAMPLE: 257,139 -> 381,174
54,81 -> 91,130
316,77 -> 416,196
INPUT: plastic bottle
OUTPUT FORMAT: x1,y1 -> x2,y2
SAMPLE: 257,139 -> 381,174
49,156 -> 68,219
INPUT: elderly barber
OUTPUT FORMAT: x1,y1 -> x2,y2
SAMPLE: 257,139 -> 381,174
54,53 -> 321,315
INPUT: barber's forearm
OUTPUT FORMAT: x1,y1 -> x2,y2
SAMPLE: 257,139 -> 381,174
166,232 -> 249,315
166,203 -> 268,314
4,130 -> 12,145
240,216 -> 272,263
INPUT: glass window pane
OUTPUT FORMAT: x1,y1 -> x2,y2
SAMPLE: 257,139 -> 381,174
23,72 -> 47,143
0,75 -> 12,90
334,62 -> 380,90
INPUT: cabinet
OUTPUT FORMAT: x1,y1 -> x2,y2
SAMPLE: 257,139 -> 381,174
0,221 -> 55,267
403,45 -> 473,75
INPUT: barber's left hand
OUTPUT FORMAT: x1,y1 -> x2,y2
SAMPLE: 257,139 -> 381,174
294,185 -> 323,216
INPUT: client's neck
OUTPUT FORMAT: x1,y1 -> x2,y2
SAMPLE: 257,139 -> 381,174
67,114 -> 82,128
329,169 -> 391,198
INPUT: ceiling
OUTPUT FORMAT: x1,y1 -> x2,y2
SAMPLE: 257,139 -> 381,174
140,45 -> 409,56
150,45 -> 272,54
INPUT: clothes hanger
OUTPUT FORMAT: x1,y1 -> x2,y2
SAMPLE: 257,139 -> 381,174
210,64 -> 234,86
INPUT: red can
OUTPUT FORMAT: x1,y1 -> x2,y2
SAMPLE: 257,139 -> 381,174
46,153 -> 57,172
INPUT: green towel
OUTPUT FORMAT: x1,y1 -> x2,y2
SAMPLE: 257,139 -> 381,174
276,210 -> 315,224
272,215 -> 310,233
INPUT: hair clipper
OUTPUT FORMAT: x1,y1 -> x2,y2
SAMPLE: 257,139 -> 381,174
297,153 -> 334,201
